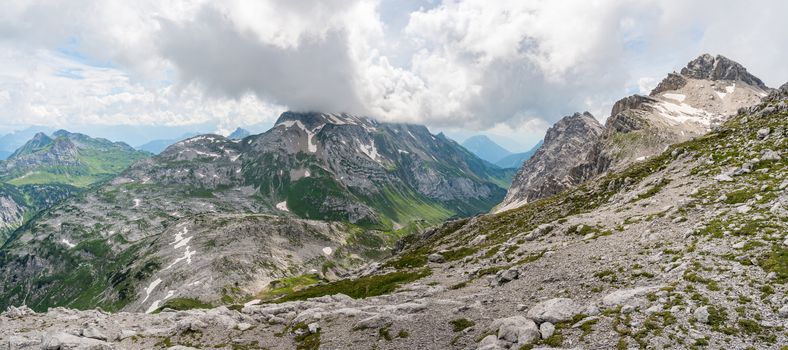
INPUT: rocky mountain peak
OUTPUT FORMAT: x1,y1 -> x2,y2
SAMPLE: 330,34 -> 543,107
275,111 -> 377,131
51,129 -> 73,138
544,112 -> 601,143
680,53 -> 766,87
496,112 -> 603,212
228,127 -> 250,140
8,132 -> 55,159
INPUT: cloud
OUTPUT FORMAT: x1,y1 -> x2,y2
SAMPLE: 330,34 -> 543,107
156,6 -> 366,115
0,0 -> 787,140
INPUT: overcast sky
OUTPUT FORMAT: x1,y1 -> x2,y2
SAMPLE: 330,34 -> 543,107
1,0 -> 787,149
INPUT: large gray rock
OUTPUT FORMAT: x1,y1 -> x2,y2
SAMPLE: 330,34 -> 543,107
353,314 -> 393,330
81,327 -> 107,341
489,316 -> 540,347
428,253 -> 445,263
602,286 -> 662,307
41,332 -> 112,350
495,268 -> 519,285
526,298 -> 580,323
476,334 -> 504,350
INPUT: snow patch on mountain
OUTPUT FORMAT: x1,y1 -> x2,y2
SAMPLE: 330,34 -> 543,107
358,141 -> 381,163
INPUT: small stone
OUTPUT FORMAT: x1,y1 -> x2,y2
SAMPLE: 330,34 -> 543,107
539,322 -> 555,339
582,233 -> 595,240
736,205 -> 751,214
761,149 -> 781,161
496,268 -> 519,285
621,305 -> 636,314
732,241 -> 746,249
308,322 -> 320,333
694,306 -> 710,323
714,174 -> 733,182
237,322 -> 252,331
469,235 -> 487,246
779,305 -> 788,318
584,304 -> 600,316
757,127 -> 770,139
428,253 -> 444,263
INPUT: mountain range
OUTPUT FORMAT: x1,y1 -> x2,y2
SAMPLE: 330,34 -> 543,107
498,54 -> 772,212
0,111 -> 512,313
461,135 -> 542,169
494,140 -> 543,169
0,54 -> 785,349
0,130 -> 149,243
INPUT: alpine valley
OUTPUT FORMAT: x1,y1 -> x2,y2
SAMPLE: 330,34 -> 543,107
0,55 -> 785,350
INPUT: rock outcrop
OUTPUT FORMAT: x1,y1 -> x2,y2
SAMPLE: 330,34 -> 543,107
496,112 -> 603,212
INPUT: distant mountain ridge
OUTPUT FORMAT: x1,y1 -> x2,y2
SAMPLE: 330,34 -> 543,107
0,111 -> 513,313
136,132 -> 200,154
461,135 -> 512,164
228,127 -> 251,139
494,140 -> 542,169
0,126 -> 54,160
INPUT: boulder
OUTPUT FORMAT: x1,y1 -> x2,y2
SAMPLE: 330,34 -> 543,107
602,286 -> 661,307
353,314 -> 393,330
477,334 -> 504,350
525,224 -> 554,241
778,305 -> 788,318
308,322 -> 320,334
8,335 -> 40,348
762,149 -> 781,161
757,127 -> 770,139
539,322 -> 555,339
428,253 -> 445,263
496,268 -> 519,285
81,327 -> 107,341
489,316 -> 540,347
41,332 -> 112,350
526,298 -> 580,323
694,306 -> 709,323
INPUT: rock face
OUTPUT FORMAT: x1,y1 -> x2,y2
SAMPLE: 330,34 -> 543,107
679,54 -> 766,88
496,112 -> 603,212
497,54 -> 771,212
